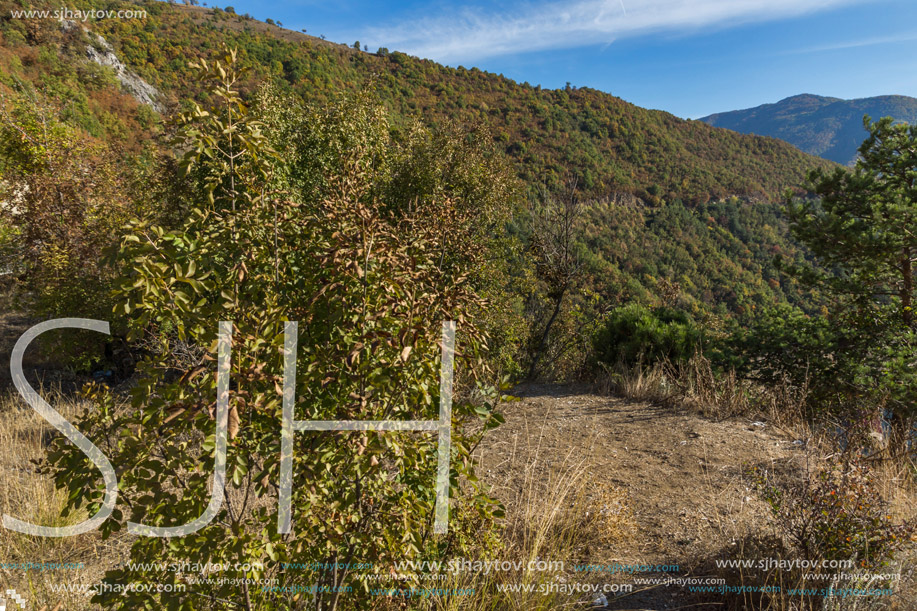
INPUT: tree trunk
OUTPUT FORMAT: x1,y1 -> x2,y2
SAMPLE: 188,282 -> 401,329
901,247 -> 912,326
527,291 -> 564,380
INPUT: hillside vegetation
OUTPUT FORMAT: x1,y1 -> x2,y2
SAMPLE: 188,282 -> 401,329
83,2 -> 832,204
0,0 -> 835,320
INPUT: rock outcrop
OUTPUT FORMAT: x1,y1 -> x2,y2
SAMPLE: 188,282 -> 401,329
61,19 -> 164,113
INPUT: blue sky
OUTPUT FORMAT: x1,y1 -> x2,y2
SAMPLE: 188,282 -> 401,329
209,0 -> 917,118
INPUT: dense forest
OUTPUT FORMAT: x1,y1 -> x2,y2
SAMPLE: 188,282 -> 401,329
47,1 -> 833,202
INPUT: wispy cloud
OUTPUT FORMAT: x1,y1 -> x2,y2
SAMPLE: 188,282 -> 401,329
781,30 -> 917,55
363,0 -> 871,63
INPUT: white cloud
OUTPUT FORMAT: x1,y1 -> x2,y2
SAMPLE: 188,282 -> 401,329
781,30 -> 917,55
363,0 -> 872,63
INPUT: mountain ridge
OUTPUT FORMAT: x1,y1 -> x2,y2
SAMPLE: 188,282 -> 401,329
700,93 -> 917,165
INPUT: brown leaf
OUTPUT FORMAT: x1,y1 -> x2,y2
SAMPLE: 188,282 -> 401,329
228,404 -> 240,440
179,365 -> 207,385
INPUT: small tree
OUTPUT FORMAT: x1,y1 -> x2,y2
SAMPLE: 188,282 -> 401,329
49,50 -> 505,611
787,116 -> 917,328
785,116 -> 917,432
526,179 -> 584,379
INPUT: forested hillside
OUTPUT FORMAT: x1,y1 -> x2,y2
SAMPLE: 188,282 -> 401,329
82,2 -> 833,203
702,93 -> 917,165
0,0 -> 833,322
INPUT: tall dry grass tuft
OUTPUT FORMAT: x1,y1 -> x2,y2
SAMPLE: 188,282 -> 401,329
594,359 -> 670,404
595,353 -> 818,438
432,414 -> 636,611
595,354 -> 755,421
0,386 -> 117,610
667,355 -> 752,419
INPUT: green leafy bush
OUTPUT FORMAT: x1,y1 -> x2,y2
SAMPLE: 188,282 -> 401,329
592,304 -> 703,368
48,50 -> 507,610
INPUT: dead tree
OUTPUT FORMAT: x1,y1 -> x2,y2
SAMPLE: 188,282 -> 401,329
527,179 -> 584,379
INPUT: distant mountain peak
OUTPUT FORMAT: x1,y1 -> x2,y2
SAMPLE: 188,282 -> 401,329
782,93 -> 840,102
700,94 -> 917,165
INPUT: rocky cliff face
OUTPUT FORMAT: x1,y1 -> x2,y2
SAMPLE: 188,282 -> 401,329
61,19 -> 164,114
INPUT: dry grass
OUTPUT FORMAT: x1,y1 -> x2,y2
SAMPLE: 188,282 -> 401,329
584,483 -> 634,549
431,415 -> 636,611
596,356 -> 917,611
595,354 -> 756,421
595,359 -> 671,405
0,386 -> 124,611
594,354 -> 818,426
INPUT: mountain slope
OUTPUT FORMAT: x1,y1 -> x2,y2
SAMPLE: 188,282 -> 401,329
67,1 -> 834,205
701,93 -> 917,165
0,0 -> 833,314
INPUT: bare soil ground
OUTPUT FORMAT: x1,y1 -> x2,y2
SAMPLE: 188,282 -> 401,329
473,384 -> 813,610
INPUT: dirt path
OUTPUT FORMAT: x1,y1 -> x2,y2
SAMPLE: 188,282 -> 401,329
474,384 -> 808,610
